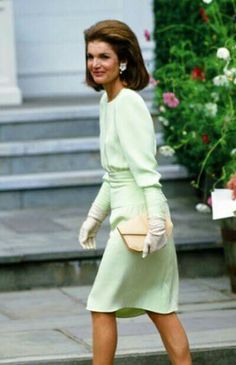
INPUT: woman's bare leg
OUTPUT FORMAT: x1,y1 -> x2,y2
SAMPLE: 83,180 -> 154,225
147,311 -> 192,365
91,311 -> 117,365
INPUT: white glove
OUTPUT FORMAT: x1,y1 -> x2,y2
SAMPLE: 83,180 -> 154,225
142,217 -> 167,258
79,204 -> 107,249
79,216 -> 101,249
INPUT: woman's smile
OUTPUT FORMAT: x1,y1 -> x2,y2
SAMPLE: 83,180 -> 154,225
92,71 -> 106,77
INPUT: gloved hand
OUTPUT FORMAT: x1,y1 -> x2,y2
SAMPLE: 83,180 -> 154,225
79,204 -> 107,249
142,217 -> 167,258
79,216 -> 101,249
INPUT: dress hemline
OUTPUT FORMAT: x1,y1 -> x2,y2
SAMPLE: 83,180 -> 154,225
86,304 -> 179,318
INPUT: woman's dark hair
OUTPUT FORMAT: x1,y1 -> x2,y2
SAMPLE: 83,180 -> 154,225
84,19 -> 150,91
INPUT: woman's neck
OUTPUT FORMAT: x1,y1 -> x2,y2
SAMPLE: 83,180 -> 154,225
104,80 -> 125,102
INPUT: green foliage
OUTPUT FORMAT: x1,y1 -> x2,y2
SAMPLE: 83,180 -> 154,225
153,0 -> 236,199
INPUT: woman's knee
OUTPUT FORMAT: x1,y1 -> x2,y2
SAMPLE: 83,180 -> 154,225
91,311 -> 116,324
146,310 -> 177,325
91,311 -> 116,317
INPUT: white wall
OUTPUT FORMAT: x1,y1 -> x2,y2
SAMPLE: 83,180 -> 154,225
12,0 -> 154,98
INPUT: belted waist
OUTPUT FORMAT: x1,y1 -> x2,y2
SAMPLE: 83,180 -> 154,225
107,169 -> 135,183
107,170 -> 145,209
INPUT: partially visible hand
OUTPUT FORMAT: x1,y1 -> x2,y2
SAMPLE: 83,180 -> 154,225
79,217 -> 101,249
142,218 -> 167,258
227,173 -> 236,200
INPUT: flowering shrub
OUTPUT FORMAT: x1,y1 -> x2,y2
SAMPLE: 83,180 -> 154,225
153,0 -> 236,204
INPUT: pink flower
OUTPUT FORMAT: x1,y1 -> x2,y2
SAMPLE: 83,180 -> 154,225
163,92 -> 180,108
144,29 -> 151,41
149,75 -> 159,86
207,196 -> 212,207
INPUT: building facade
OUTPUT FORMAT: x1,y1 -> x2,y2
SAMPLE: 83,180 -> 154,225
6,0 -> 154,102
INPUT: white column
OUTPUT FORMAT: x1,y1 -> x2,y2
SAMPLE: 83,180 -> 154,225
0,0 -> 22,106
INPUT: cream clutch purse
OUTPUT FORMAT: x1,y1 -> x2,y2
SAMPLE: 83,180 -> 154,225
117,214 -> 173,252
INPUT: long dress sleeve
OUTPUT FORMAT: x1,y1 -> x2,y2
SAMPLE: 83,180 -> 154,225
115,91 -> 161,188
90,173 -> 111,215
115,90 -> 168,218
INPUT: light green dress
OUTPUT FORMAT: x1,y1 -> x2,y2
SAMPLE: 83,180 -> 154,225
86,88 -> 179,318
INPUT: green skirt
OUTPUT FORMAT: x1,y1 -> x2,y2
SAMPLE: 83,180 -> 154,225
86,170 -> 179,318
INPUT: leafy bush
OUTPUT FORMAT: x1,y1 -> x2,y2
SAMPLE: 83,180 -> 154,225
153,0 -> 236,202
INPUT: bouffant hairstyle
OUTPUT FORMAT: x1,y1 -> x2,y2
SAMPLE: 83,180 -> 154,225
84,19 -> 150,91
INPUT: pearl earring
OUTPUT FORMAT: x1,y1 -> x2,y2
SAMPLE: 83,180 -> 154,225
119,63 -> 127,74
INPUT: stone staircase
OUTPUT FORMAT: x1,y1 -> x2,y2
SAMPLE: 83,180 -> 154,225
0,91 -> 190,210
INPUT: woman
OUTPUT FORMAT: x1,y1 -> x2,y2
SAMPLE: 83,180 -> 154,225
79,19 -> 192,365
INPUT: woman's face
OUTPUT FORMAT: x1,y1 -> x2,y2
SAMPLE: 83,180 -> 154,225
87,41 -> 121,88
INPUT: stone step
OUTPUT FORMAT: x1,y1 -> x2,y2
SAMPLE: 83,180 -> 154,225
0,137 -> 100,175
0,196 -> 223,291
0,91 -> 155,142
0,166 -> 190,210
0,104 -> 100,141
0,134 -> 170,175
0,165 -> 189,190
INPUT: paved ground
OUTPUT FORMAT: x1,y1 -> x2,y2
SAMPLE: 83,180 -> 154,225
0,277 -> 235,364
